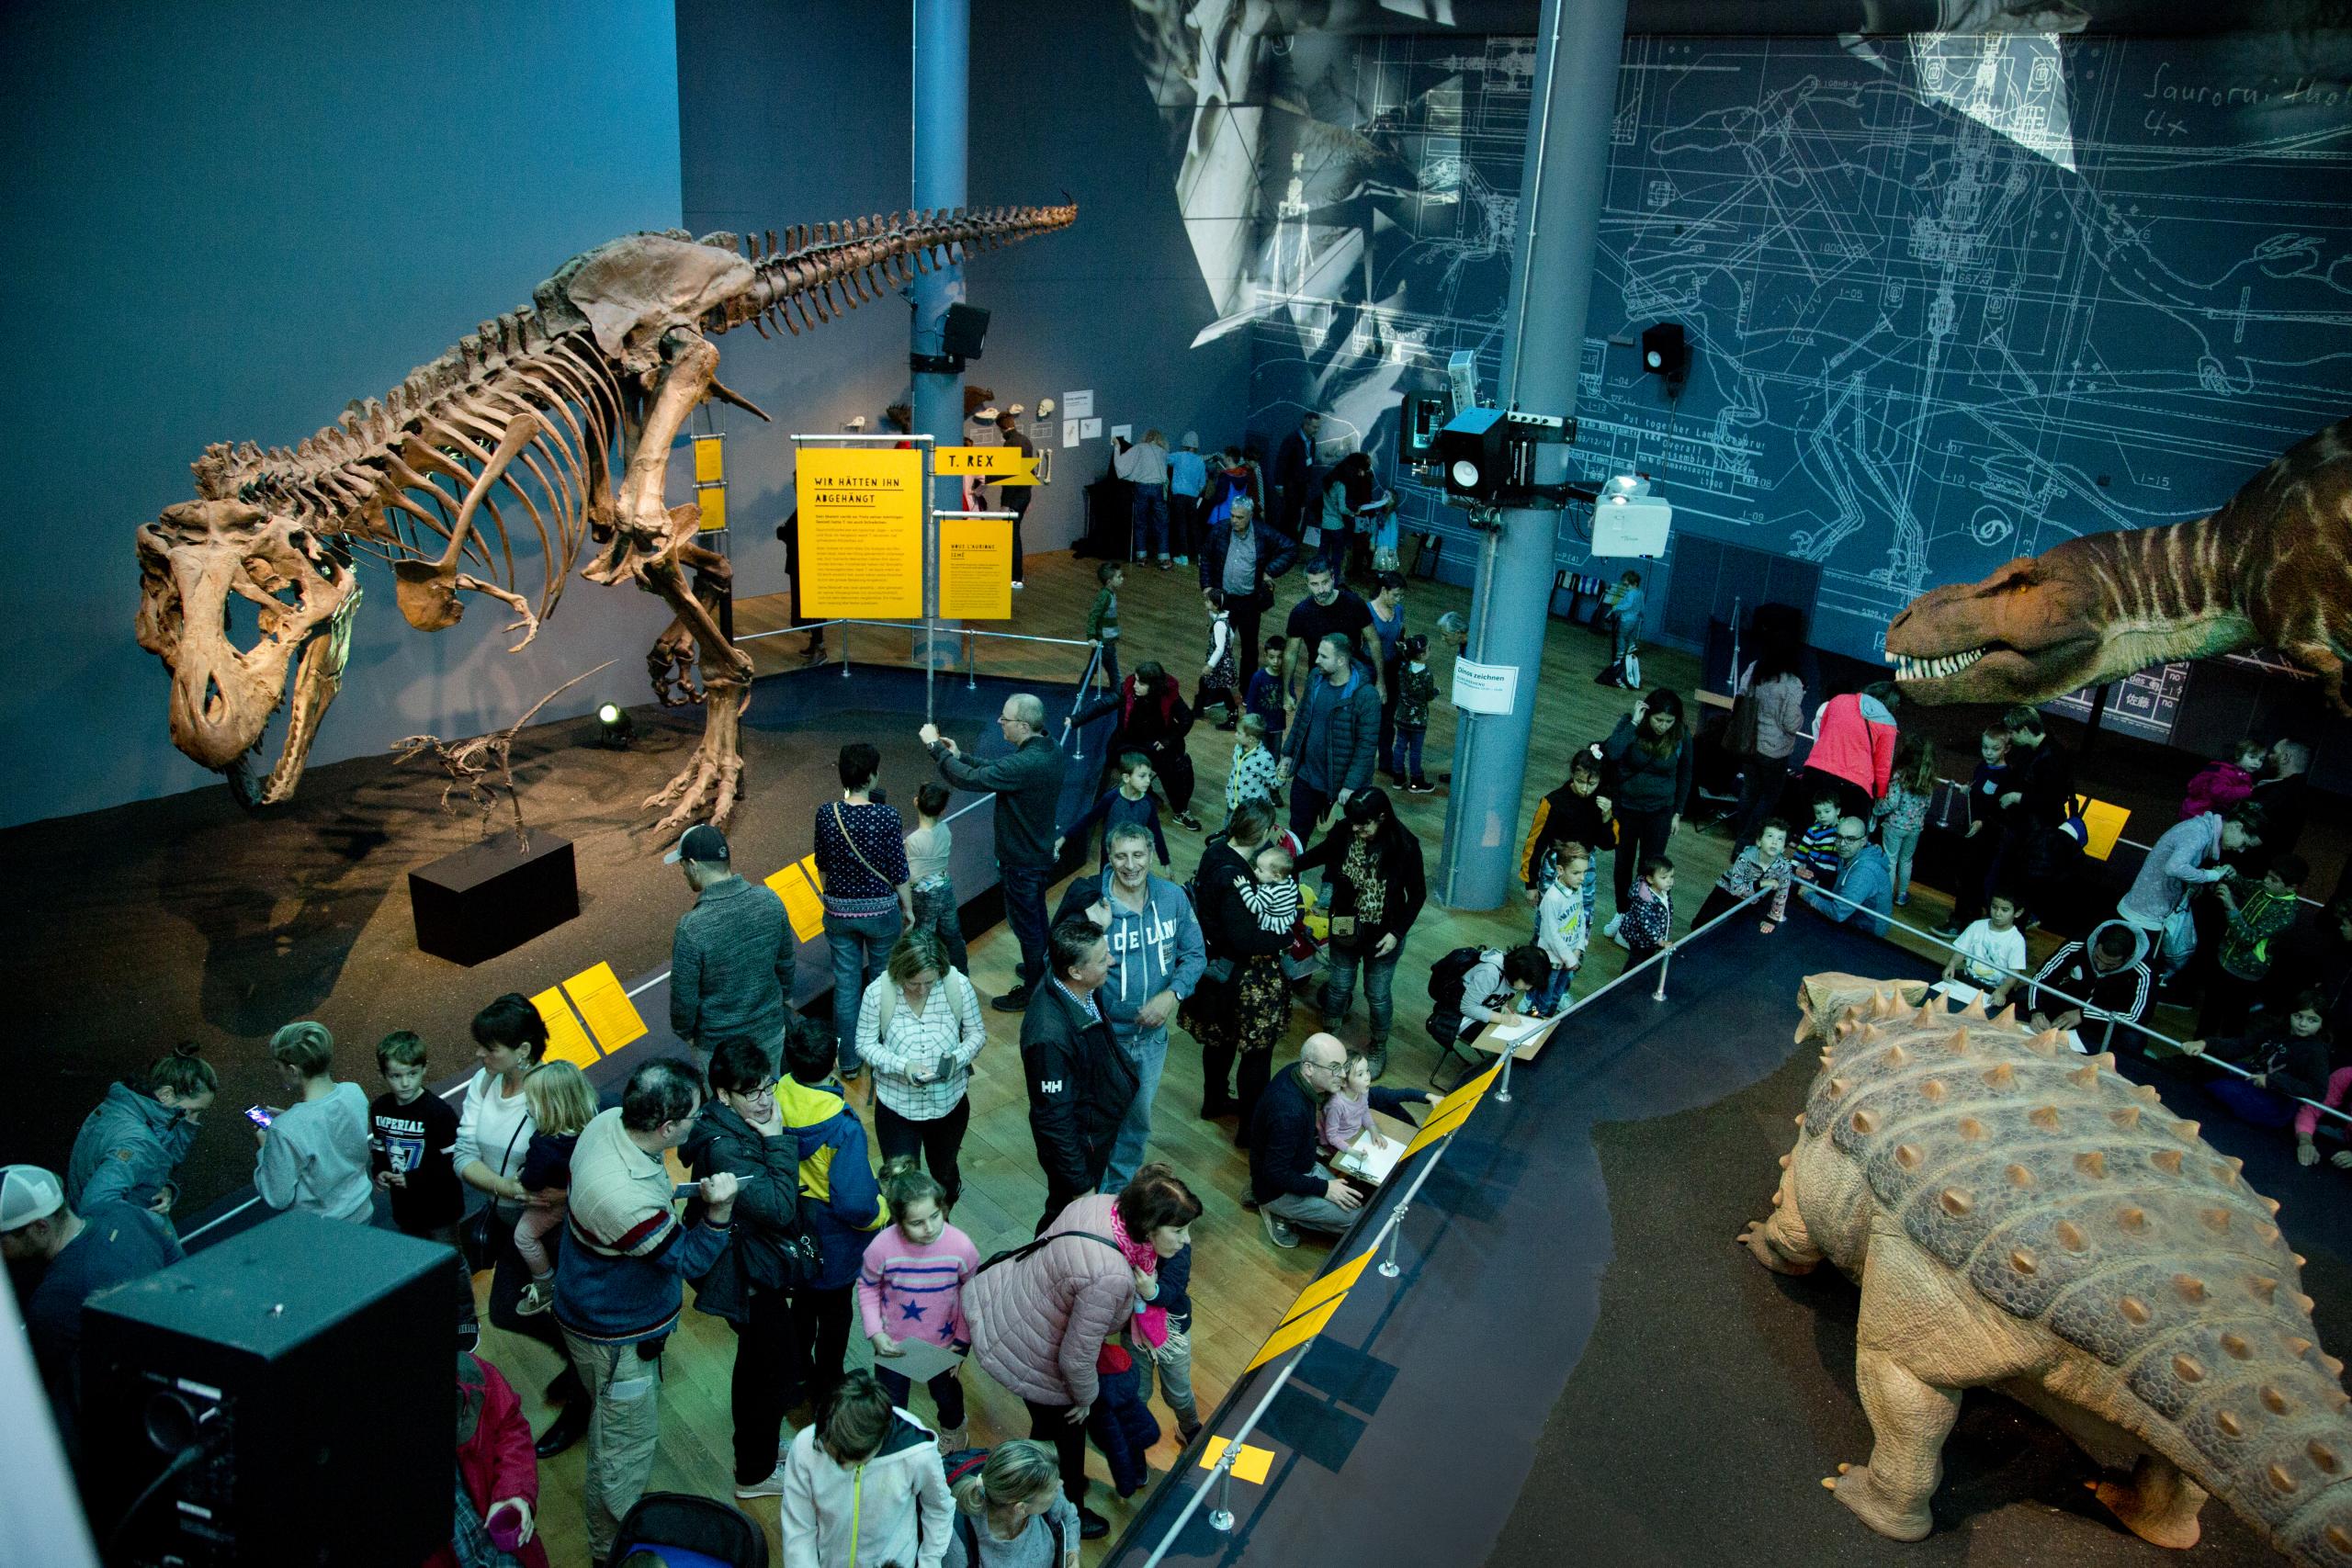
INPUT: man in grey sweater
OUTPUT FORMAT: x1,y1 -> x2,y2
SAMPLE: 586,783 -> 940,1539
1277,633 -> 1379,842
922,694 -> 1068,1012
668,823 -> 797,1070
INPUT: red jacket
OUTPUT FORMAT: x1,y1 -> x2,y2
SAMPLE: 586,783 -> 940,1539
2179,759 -> 2256,820
1806,693 -> 1898,800
424,1355 -> 549,1568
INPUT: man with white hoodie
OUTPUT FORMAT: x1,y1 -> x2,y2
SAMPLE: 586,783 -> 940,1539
782,1368 -> 953,1568
1055,822 -> 1207,1192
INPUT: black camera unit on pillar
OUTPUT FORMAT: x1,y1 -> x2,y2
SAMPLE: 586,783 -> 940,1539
1398,397 -> 1586,526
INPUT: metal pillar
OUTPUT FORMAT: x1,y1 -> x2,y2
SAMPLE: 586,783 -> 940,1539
1436,0 -> 1629,908
910,0 -> 967,671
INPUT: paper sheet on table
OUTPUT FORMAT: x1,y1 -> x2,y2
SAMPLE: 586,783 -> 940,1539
1332,1128 -> 1404,1185
562,961 -> 648,1052
1931,980 -> 1983,1004
870,1336 -> 965,1385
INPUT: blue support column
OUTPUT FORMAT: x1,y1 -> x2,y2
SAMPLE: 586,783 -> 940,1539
1436,0 -> 1629,909
910,0 -> 967,667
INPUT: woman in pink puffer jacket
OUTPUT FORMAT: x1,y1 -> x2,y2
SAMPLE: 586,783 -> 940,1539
967,1165 -> 1203,1538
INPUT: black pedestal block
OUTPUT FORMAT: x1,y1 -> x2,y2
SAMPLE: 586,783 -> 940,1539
409,834 -> 579,965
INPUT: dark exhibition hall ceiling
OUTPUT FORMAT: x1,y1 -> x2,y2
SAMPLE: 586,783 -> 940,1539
1309,0 -> 2349,36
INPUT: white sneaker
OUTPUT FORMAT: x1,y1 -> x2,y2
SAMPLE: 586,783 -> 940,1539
1602,912 -> 1625,946
514,1279 -> 553,1317
735,1462 -> 788,1499
1012,580 -> 1025,592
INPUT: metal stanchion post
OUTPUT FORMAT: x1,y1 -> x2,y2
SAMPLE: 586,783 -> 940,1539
1378,1204 -> 1409,1280
1651,946 -> 1673,1003
965,628 -> 977,690
841,622 -> 853,679
1494,1040 -> 1515,1104
1207,1450 -> 1238,1533
2101,1013 -> 2116,1052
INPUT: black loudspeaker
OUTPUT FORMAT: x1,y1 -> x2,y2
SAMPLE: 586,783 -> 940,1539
82,1213 -> 452,1567
941,302 -> 990,360
1640,322 -> 1689,389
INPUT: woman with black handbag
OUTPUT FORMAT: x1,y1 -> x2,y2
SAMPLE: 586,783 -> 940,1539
452,993 -> 588,1458
684,1038 -> 823,1501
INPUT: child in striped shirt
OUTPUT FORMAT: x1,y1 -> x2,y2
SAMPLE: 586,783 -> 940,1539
1794,792 -> 1844,885
858,1163 -> 980,1449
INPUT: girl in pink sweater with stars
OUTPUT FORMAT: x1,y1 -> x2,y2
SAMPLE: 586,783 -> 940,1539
859,1162 -> 982,1448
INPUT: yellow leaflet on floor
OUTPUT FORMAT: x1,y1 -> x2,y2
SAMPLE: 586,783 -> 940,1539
531,987 -> 599,1067
1198,1436 -> 1275,1484
765,863 -> 828,943
563,960 -> 648,1052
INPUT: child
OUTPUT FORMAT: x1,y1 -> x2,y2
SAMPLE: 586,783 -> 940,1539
1695,818 -> 1797,932
512,1060 -> 596,1317
1058,751 -> 1170,869
2180,990 -> 2334,1143
1531,845 -> 1591,1014
1087,1340 -> 1163,1498
858,1162 -> 980,1450
368,1032 -> 462,1241
1227,712 -> 1281,819
1087,561 -> 1124,690
1935,726 -> 2011,939
1390,634 -> 1440,793
1129,1235 -> 1201,1442
905,782 -> 968,976
1623,855 -> 1675,965
1872,733 -> 1938,906
1942,890 -> 2028,1007
1245,637 -> 1288,754
2181,739 -> 2268,820
1521,749 -> 1612,934
253,1021 -> 372,1223
2202,854 -> 2309,1037
1794,792 -> 1844,886
1199,587 -> 1238,724
1239,840 -> 1302,935
1319,1051 -> 1379,1153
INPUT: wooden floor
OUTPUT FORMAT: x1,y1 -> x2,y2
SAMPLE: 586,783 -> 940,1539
494,543 -> 2107,1565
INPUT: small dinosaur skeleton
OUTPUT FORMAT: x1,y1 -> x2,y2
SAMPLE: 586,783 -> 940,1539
390,660 -> 615,852
136,204 -> 1078,836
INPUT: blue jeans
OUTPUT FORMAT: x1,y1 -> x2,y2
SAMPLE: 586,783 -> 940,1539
1880,820 -> 1922,903
1102,1022 -> 1169,1193
910,875 -> 968,976
1321,942 -> 1400,1047
1000,862 -> 1051,992
1390,726 -> 1426,781
825,907 -> 902,1073
1132,484 -> 1170,559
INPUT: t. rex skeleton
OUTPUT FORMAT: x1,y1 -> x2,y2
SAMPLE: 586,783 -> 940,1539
135,204 -> 1078,835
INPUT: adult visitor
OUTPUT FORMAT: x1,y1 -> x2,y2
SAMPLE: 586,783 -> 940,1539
854,931 -> 988,1211
2116,804 -> 2263,979
924,694 -> 1068,1012
1182,802 -> 1290,1130
1060,824 -> 1206,1192
1246,1034 -> 1435,1248
1991,703 -> 2077,925
667,820 -> 797,1072
253,1021 -> 371,1223
66,1042 -> 216,1226
1169,430 -> 1209,566
774,1016 -> 888,1414
997,408 -> 1035,591
1071,662 -> 1204,831
1295,788 -> 1425,1077
1279,632 -> 1380,840
551,1058 -> 739,1564
2249,737 -> 2312,857
6,1163 -> 184,1459
779,1371 -> 953,1568
1282,558 -> 1373,705
1600,689 -> 1693,914
965,1164 -> 1204,1540
1197,495 -> 1296,678
1272,411 -> 1321,536
941,1438 -> 1080,1568
1727,640 -> 1807,851
1365,570 -> 1408,773
683,1038 -> 815,1502
455,993 -> 586,1457
424,1351 -> 548,1568
1315,451 -> 1377,573
1798,681 -> 1900,823
1021,919 -> 1140,1232
1796,817 -> 1894,938
814,741 -> 911,1081
1112,428 -> 1172,567
2026,921 -> 2154,1054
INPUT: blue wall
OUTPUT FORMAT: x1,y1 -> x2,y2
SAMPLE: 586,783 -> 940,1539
0,1 -> 683,827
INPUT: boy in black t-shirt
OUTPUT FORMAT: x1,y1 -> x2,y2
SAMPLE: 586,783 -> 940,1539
369,1031 -> 462,1237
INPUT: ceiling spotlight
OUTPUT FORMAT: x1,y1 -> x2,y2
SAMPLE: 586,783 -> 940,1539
595,702 -> 634,750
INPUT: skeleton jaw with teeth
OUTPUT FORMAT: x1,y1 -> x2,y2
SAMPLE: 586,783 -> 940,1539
135,499 -> 360,805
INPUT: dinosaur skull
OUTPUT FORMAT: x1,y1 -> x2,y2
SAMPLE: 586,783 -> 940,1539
1883,538 -> 2107,705
135,499 -> 359,803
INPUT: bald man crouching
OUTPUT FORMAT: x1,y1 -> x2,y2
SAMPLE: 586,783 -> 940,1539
1246,1032 -> 1435,1249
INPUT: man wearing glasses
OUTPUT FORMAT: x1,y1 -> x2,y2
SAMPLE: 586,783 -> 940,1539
924,694 -> 1069,1012
1248,1033 -> 1436,1249
1798,817 -> 1894,938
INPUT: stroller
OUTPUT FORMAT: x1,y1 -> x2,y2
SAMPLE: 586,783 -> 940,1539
609,1493 -> 768,1568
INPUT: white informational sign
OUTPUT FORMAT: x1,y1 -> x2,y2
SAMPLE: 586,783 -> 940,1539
1080,417 -> 1103,440
1063,389 -> 1095,419
1452,658 -> 1520,716
1110,423 -> 1133,443
1062,420 -> 1080,448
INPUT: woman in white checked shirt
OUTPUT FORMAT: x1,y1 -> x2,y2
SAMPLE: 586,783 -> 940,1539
854,931 -> 989,1212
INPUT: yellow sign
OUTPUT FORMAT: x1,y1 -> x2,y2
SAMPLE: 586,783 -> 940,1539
531,987 -> 599,1068
797,446 -> 923,617
764,860 -> 828,944
938,519 -> 1013,620
1198,1437 -> 1275,1484
2073,795 -> 2131,862
562,960 -> 649,1052
693,434 -> 728,532
934,446 -> 1039,484
1245,1246 -> 1377,1371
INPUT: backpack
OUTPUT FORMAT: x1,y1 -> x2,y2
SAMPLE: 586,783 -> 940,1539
1427,945 -> 1489,1011
944,1448 -> 1068,1559
688,1137 -> 821,1292
874,968 -> 978,1036
1724,674 -> 1762,759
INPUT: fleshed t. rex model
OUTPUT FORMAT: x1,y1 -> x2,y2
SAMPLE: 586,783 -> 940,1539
134,204 -> 1077,835
1742,973 -> 2352,1563
1884,417 -> 2352,713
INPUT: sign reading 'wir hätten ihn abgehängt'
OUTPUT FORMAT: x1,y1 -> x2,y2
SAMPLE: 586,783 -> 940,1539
797,446 -> 923,618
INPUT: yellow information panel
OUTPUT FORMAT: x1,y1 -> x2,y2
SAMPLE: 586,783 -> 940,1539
939,518 -> 1013,620
797,446 -> 923,617
764,861 -> 829,944
563,961 -> 649,1053
1198,1437 -> 1275,1484
531,987 -> 599,1068
934,445 -> 1039,484
2074,795 -> 2131,862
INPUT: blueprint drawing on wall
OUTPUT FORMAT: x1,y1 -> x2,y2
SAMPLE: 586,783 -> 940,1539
1143,25 -> 2352,664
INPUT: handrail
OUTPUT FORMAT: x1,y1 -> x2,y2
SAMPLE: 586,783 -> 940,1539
736,616 -> 1095,649
1794,878 -> 2349,1128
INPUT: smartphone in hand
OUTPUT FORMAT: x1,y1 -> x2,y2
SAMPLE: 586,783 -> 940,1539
673,1182 -> 702,1201
244,1105 -> 275,1130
